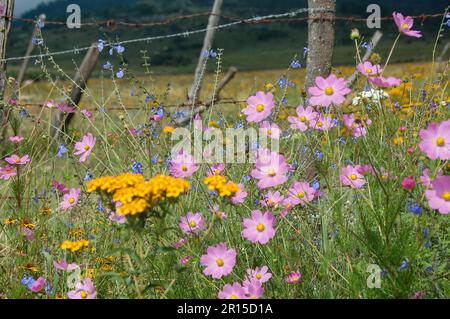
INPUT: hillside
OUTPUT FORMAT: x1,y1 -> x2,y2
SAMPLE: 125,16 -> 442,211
7,0 -> 450,78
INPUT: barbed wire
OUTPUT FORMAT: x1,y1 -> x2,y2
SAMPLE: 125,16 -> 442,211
0,8 -> 326,63
7,11 -> 445,28
2,9 -> 446,64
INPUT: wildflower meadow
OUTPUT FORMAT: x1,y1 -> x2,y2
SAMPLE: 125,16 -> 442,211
0,0 -> 449,302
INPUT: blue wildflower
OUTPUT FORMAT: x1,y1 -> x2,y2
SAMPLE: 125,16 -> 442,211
98,39 -> 105,52
103,61 -> 112,70
132,162 -> 143,174
116,69 -> 125,78
397,258 -> 410,272
291,59 -> 301,69
407,200 -> 423,215
57,144 -> 68,158
84,171 -> 94,181
152,154 -> 159,165
312,180 -> 320,190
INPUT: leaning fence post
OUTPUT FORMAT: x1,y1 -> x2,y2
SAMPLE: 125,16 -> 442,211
0,0 -> 15,148
305,0 -> 336,90
187,0 -> 223,104
51,42 -> 99,138
17,14 -> 46,85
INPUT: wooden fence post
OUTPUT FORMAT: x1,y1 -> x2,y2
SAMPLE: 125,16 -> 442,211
187,0 -> 223,104
305,0 -> 336,90
176,66 -> 237,126
17,14 -> 46,85
51,42 -> 99,138
0,0 -> 14,147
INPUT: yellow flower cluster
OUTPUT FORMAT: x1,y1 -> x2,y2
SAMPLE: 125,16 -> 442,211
204,175 -> 240,197
60,239 -> 90,252
88,173 -> 190,216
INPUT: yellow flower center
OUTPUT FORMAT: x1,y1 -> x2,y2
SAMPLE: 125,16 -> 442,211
181,165 -> 188,172
443,192 -> 450,201
189,220 -> 197,228
80,291 -> 88,299
436,137 -> 445,147
268,168 -> 276,177
292,276 -> 299,282
256,104 -> 265,112
401,23 -> 409,29
216,258 -> 224,267
84,145 -> 90,151
230,295 -> 238,299
256,273 -> 262,280
297,191 -> 305,199
214,169 -> 221,175
257,223 -> 265,232
267,129 -> 272,135
350,174 -> 358,181
299,115 -> 307,122
317,121 -> 323,127
366,68 -> 373,74
68,197 -> 75,204
15,158 -> 21,163
324,87 -> 334,95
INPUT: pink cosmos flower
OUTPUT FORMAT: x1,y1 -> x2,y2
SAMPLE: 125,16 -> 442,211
286,271 -> 302,284
401,176 -> 416,190
59,188 -> 81,210
180,256 -> 190,266
281,197 -> 296,218
310,113 -> 335,131
393,12 -> 422,38
242,91 -> 275,123
200,243 -> 236,279
53,180 -> 70,194
5,154 -> 30,165
340,165 -> 366,189
53,258 -> 79,271
308,74 -> 351,107
287,105 -> 317,132
80,109 -> 93,119
172,237 -> 188,249
357,61 -> 382,76
288,181 -> 316,206
218,282 -> 246,299
262,191 -> 285,208
170,151 -> 199,178
425,175 -> 450,215
21,227 -> 34,241
231,183 -> 248,205
0,165 -> 16,180
368,76 -> 402,88
74,133 -> 96,162
419,120 -> 450,160
57,102 -> 76,113
45,99 -> 56,108
9,136 -> 24,144
207,163 -> 225,176
209,204 -> 227,220
343,114 -> 372,137
30,277 -> 46,292
242,210 -> 276,245
357,164 -> 374,175
260,121 -> 281,139
179,212 -> 205,235
251,149 -> 290,189
242,278 -> 264,299
68,278 -> 97,299
246,266 -> 272,284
